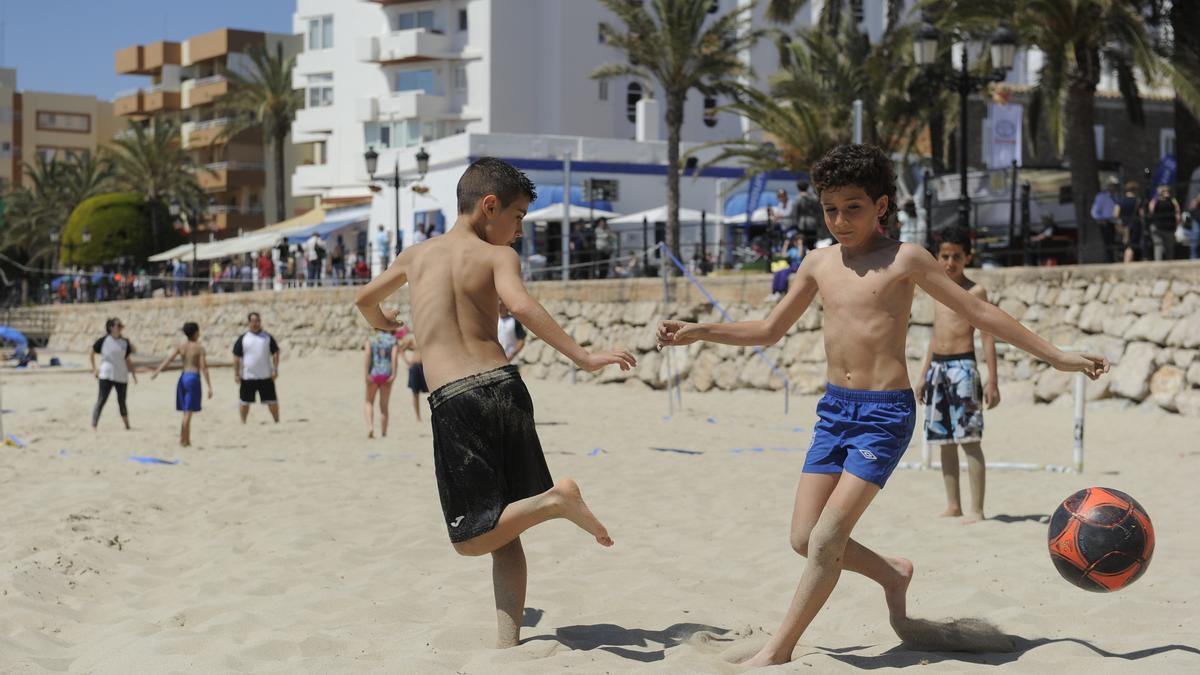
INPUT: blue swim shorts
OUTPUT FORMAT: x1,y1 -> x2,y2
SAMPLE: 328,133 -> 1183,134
176,371 -> 202,412
803,383 -> 917,488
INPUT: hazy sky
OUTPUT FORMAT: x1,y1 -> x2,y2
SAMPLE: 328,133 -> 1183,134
0,0 -> 295,100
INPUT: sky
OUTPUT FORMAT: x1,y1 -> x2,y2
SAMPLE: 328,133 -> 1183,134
0,0 -> 295,100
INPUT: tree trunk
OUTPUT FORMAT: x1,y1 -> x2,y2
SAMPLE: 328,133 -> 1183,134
1064,45 -> 1102,264
1173,0 -> 1200,201
274,131 -> 288,223
665,92 -> 684,272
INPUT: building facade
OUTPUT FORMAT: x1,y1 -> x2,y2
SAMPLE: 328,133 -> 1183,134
114,29 -> 302,237
0,68 -> 119,189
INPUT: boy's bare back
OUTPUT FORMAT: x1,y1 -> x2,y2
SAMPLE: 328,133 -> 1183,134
180,341 -> 204,372
395,236 -> 511,392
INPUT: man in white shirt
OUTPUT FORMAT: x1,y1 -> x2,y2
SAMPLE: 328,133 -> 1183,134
233,312 -> 281,423
497,300 -> 527,364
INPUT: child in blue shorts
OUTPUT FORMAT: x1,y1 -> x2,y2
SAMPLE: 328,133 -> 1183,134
151,321 -> 213,447
657,144 -> 1109,666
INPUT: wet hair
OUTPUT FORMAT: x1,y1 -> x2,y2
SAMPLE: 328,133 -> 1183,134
247,311 -> 261,322
105,318 -> 121,334
935,225 -> 972,255
456,157 -> 537,214
810,144 -> 898,226
182,322 -> 200,340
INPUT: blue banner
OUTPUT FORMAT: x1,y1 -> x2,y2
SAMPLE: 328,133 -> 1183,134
1151,154 -> 1176,190
745,172 -> 769,224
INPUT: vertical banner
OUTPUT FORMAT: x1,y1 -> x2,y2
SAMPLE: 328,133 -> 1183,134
745,172 -> 769,224
987,103 -> 1023,169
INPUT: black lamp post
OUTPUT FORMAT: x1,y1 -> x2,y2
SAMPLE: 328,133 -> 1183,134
365,146 -> 430,256
914,21 -> 1017,230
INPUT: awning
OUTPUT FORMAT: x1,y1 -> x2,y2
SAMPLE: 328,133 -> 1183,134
193,230 -> 282,262
285,205 -> 371,244
610,206 -> 708,226
524,203 -> 620,222
147,243 -> 195,263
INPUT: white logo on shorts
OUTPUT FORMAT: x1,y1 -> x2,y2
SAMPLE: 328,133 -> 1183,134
450,516 -> 465,527
858,449 -> 878,461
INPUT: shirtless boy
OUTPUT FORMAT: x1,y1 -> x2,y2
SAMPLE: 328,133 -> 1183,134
355,157 -> 636,647
150,321 -> 213,447
916,225 -> 999,523
657,144 -> 1107,666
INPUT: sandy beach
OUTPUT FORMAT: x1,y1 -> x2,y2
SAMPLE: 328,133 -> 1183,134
2,350 -> 1198,673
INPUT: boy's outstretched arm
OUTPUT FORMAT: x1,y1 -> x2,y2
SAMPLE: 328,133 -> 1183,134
907,246 -> 1108,379
658,256 -> 818,348
979,287 -> 1001,408
355,251 -> 408,331
493,248 -> 636,373
150,346 -> 180,380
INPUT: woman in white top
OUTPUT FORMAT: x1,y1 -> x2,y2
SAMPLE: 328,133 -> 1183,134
90,317 -> 137,429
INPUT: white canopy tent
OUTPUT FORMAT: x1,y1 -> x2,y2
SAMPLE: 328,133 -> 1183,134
723,205 -> 773,224
147,243 -> 195,263
609,206 -> 708,225
523,203 -> 620,222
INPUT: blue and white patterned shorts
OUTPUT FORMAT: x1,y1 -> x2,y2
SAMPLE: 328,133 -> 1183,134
923,353 -> 984,444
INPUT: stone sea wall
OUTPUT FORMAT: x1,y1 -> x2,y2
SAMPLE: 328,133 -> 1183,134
46,261 -> 1200,415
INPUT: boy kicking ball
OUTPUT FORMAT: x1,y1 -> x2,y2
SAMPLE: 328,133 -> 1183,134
657,144 -> 1107,667
355,157 -> 635,648
916,225 -> 999,524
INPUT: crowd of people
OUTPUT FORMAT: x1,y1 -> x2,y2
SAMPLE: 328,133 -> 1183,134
1091,177 -> 1200,263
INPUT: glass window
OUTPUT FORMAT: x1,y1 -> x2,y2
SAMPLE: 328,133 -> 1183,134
703,96 -> 718,127
396,69 -> 436,94
626,82 -> 642,123
306,73 -> 334,108
599,79 -> 608,101
307,16 -> 333,50
396,10 -> 435,31
36,111 -> 91,133
405,119 -> 420,146
454,65 -> 467,91
458,8 -> 468,31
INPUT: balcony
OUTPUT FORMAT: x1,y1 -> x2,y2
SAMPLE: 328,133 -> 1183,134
115,41 -> 180,74
115,46 -> 145,75
294,105 -> 336,139
292,163 -> 333,197
207,206 -> 265,232
188,29 -> 264,65
184,118 -> 233,148
357,91 -> 447,122
144,85 -> 182,113
183,75 -> 230,108
114,89 -> 144,116
357,29 -> 449,64
198,161 -> 265,192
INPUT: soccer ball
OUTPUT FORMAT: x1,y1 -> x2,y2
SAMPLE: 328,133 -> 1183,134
1047,487 -> 1154,592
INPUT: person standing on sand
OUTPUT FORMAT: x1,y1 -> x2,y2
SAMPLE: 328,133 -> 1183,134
150,321 -> 213,447
233,312 -> 281,423
364,327 -> 399,438
355,157 -> 635,649
658,144 -> 1108,667
90,317 -> 137,430
497,300 -> 526,365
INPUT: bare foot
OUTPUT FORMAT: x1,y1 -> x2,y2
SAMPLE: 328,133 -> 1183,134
551,478 -> 613,546
939,507 -> 963,518
741,645 -> 791,668
884,557 -> 914,622
962,511 -> 985,524
367,430 -> 375,439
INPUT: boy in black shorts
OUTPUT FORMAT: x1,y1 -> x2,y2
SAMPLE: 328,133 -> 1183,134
355,157 -> 635,648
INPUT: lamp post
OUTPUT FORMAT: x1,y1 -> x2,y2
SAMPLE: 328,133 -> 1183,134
914,21 -> 1017,230
365,146 -> 430,257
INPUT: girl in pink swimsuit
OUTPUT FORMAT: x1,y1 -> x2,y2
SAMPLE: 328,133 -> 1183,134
363,328 -> 399,438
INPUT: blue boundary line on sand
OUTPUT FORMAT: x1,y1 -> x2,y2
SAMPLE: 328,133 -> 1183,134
658,243 -> 791,414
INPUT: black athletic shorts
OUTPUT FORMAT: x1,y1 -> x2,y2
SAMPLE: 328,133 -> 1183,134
430,365 -> 553,543
239,378 -> 278,405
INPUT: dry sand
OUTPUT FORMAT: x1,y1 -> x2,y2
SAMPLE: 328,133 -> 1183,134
1,351 -> 1198,673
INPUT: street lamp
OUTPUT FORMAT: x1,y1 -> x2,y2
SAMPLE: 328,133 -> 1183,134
364,146 -> 431,256
914,20 -> 1017,230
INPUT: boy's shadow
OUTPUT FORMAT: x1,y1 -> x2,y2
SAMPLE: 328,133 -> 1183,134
523,621 -> 731,663
989,513 -> 1049,524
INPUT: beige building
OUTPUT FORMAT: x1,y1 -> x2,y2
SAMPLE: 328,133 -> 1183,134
0,68 -> 119,189
114,29 -> 301,237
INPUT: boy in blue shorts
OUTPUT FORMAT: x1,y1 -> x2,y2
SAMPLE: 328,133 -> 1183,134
657,144 -> 1108,666
916,225 -> 999,523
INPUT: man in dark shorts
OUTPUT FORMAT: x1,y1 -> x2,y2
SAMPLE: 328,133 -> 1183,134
233,312 -> 280,423
355,157 -> 635,648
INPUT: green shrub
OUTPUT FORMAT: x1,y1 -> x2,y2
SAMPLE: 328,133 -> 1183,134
62,193 -> 181,266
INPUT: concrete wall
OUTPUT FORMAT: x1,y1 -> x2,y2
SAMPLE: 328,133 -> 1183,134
46,260 -> 1200,416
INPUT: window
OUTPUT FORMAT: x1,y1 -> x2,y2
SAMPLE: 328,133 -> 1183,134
458,8 -> 468,31
703,96 -> 718,127
306,73 -> 334,107
0,141 -> 9,158
1160,128 -> 1176,159
306,15 -> 333,50
1093,124 -> 1105,160
36,111 -> 91,133
626,82 -> 643,123
365,120 -> 429,151
396,69 -> 436,94
453,65 -> 467,91
599,79 -> 608,101
598,23 -> 606,44
708,0 -> 719,13
395,10 -> 435,32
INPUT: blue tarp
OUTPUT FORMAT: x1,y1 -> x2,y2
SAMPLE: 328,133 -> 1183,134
724,190 -> 781,217
528,184 -> 613,213
285,206 -> 371,244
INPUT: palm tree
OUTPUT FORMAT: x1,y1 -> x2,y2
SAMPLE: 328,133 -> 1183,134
594,0 -> 762,260
1,151 -> 114,268
109,115 -> 202,256
216,42 -> 303,224
936,0 -> 1171,263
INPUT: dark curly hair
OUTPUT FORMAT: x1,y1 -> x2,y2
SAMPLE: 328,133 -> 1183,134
935,224 -> 973,255
810,144 -> 897,226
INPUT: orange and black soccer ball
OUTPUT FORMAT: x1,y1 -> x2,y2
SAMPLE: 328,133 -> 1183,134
1047,487 -> 1154,592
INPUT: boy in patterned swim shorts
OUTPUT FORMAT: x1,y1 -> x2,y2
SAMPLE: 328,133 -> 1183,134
917,225 -> 1000,524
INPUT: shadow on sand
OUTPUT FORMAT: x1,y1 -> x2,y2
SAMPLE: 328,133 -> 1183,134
988,513 -> 1049,524
523,622 -> 732,663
